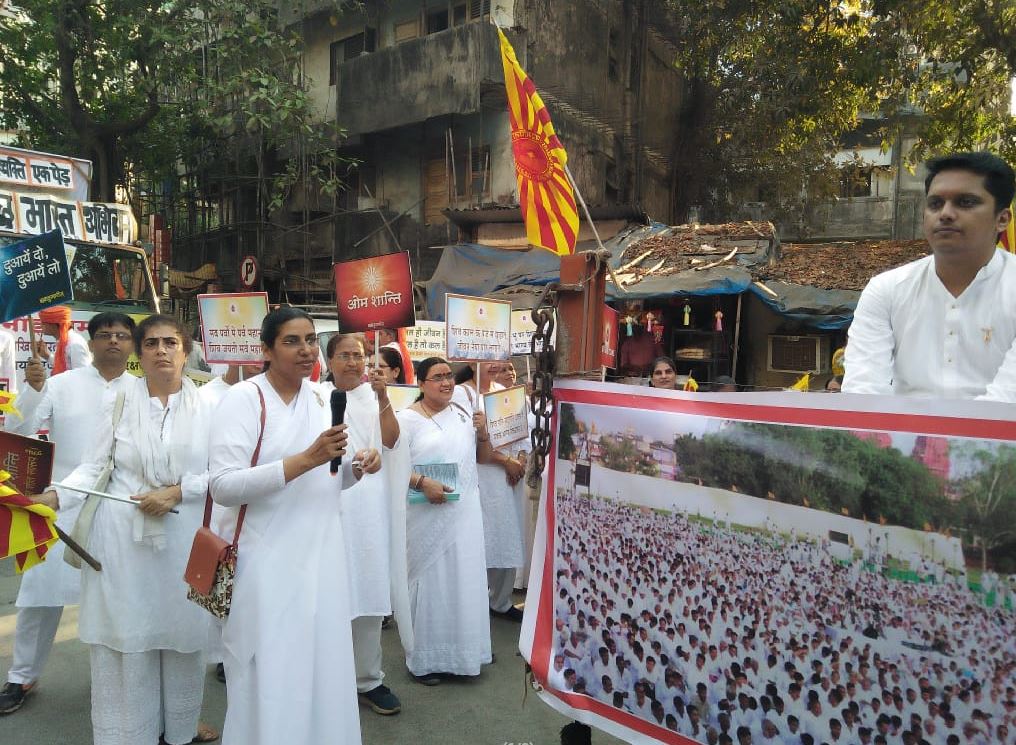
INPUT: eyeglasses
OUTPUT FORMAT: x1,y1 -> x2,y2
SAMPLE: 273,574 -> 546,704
424,373 -> 455,383
93,332 -> 132,342
333,352 -> 365,363
142,336 -> 181,351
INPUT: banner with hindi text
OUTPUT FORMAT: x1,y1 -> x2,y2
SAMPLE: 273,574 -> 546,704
511,308 -> 557,356
483,384 -> 529,449
445,293 -> 512,362
197,292 -> 269,365
334,251 -> 415,333
0,230 -> 73,324
402,320 -> 446,362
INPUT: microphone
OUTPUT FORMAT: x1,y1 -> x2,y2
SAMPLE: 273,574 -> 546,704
329,389 -> 347,475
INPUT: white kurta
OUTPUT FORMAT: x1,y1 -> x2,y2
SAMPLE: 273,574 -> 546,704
7,366 -> 131,608
0,325 -> 16,395
454,383 -> 525,569
336,381 -> 392,617
43,328 -> 92,372
209,376 -> 361,745
57,374 -> 212,653
397,404 -> 492,676
843,249 -> 1016,401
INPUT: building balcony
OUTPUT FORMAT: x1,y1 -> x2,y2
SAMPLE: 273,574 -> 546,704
336,21 -> 504,137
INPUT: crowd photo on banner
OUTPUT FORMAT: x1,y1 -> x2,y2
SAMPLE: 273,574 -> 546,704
1,5 -> 1016,744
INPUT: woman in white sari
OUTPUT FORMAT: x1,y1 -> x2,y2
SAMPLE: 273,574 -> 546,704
209,308 -> 380,745
51,314 -> 217,745
397,357 -> 496,683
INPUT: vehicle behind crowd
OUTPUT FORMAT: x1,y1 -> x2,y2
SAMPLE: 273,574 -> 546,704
0,145 -> 159,384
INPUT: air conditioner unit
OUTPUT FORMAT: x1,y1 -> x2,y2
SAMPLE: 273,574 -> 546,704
767,334 -> 831,373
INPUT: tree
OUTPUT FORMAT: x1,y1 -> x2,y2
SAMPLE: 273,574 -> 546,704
558,403 -> 579,460
0,0 -> 353,206
657,0 -> 1015,225
952,444 -> 1016,571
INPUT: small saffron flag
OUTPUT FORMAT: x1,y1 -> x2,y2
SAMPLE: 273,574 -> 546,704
789,373 -> 811,392
497,28 -> 580,257
0,469 -> 57,573
999,199 -> 1015,253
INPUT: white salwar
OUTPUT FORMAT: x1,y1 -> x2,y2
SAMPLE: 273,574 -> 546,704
57,375 -> 213,745
209,376 -> 361,745
0,325 -> 15,395
3,366 -> 131,687
397,403 -> 492,676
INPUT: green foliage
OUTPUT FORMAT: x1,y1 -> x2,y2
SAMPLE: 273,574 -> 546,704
670,422 -> 955,531
660,0 -> 1015,224
598,434 -> 660,478
558,403 -> 578,460
0,0 -> 355,204
950,443 -> 1016,569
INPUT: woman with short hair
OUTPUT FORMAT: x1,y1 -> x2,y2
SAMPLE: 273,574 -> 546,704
54,313 -> 218,745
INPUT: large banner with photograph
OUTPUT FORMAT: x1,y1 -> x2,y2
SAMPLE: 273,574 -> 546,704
520,381 -> 1016,745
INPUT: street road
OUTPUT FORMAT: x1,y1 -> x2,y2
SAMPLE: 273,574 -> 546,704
0,557 -> 623,745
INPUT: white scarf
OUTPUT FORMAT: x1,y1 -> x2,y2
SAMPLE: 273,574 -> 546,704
128,375 -> 201,548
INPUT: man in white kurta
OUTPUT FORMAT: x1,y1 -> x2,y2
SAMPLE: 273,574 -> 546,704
843,151 -> 1016,400
0,313 -> 134,716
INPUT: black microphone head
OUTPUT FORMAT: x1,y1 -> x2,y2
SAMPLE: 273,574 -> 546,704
330,388 -> 347,423
329,388 -> 348,474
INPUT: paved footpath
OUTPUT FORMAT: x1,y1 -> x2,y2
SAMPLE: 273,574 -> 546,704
1,557 -> 624,745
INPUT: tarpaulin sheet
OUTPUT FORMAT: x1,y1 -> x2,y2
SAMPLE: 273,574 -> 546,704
423,224 -> 860,328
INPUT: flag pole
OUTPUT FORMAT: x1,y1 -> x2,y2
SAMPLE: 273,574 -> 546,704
562,163 -> 627,293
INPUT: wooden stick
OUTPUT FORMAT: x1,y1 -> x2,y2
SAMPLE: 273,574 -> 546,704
694,246 -> 739,271
753,280 -> 779,298
27,315 -> 39,360
54,524 -> 102,571
616,248 -> 654,274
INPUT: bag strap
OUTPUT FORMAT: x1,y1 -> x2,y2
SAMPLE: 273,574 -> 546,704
107,389 -> 126,471
201,382 -> 268,548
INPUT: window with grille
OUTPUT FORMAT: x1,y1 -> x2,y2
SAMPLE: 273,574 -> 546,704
469,0 -> 491,19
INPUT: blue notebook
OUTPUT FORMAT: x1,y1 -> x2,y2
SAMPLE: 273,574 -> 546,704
408,462 -> 460,504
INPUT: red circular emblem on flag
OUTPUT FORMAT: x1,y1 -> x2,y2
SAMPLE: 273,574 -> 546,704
512,131 -> 554,182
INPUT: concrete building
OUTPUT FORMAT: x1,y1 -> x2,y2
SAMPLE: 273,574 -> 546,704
270,0 -> 685,302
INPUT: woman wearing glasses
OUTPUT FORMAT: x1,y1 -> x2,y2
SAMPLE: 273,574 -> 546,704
396,357 -> 496,684
53,314 -> 219,745
324,333 -> 408,715
209,308 -> 380,745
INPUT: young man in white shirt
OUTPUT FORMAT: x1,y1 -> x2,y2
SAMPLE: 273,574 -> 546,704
843,151 -> 1016,400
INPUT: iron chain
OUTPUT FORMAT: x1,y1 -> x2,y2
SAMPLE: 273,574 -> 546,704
528,282 -> 558,488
